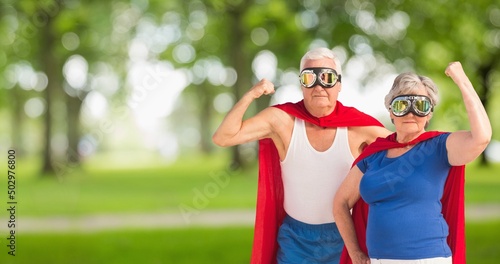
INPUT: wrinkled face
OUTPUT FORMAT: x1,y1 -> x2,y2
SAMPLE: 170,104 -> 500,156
390,87 -> 433,133
300,58 -> 341,109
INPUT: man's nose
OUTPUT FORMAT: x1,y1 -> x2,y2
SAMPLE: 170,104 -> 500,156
313,84 -> 325,91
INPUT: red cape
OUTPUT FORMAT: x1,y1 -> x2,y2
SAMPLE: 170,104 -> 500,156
251,100 -> 384,264
338,132 -> 466,264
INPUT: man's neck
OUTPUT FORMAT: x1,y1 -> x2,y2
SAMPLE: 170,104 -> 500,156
305,103 -> 336,118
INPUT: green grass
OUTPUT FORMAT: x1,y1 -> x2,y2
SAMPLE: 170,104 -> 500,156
12,154 -> 500,217
465,221 -> 500,264
464,162 -> 500,204
15,153 -> 258,217
0,227 -> 254,264
0,222 -> 498,264
1,153 -> 499,263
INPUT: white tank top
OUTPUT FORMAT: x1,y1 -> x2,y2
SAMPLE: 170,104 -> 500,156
281,118 -> 354,224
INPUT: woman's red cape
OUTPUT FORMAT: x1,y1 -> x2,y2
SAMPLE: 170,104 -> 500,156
251,100 -> 384,264
338,132 -> 466,264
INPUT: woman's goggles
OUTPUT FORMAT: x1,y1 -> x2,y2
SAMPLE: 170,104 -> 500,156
390,95 -> 433,117
299,67 -> 341,88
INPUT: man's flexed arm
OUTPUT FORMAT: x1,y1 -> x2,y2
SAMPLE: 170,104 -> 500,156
212,79 -> 276,147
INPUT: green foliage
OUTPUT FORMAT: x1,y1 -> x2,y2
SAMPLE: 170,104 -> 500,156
1,0 -> 499,172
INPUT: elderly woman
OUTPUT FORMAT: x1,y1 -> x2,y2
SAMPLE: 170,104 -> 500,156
333,62 -> 491,264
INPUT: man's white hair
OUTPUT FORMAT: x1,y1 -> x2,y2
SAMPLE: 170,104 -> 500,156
300,47 -> 342,74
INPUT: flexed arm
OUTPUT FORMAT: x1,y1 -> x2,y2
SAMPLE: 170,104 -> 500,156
445,62 -> 492,166
212,79 -> 276,147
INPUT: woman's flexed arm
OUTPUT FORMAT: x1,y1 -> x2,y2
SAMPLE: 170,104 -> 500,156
445,62 -> 492,166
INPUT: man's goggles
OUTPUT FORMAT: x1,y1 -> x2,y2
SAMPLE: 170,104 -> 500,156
390,95 -> 433,117
299,67 -> 341,88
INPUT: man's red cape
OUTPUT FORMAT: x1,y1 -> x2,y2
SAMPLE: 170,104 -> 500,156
338,132 -> 466,264
251,100 -> 384,264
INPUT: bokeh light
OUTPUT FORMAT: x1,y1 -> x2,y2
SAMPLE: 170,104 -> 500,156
61,32 -> 80,51
63,55 -> 89,90
252,50 -> 277,81
24,97 -> 46,118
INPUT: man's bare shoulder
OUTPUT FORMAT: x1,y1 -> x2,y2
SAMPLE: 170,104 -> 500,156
260,106 -> 294,125
347,126 -> 391,155
348,125 -> 392,141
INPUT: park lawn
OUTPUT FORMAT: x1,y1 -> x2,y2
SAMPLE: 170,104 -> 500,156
465,220 -> 500,264
464,162 -> 500,204
0,221 -> 499,264
16,153 -> 259,217
0,226 -> 253,264
13,153 -> 500,217
5,153 -> 500,263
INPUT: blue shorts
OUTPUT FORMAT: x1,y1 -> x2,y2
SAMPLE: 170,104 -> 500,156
277,215 -> 344,264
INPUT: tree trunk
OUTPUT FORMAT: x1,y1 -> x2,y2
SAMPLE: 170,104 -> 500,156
66,93 -> 82,166
9,87 -> 24,156
39,3 -> 63,176
198,85 -> 213,154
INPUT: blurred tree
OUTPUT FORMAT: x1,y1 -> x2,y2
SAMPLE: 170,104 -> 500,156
193,0 -> 499,167
57,1 -> 120,169
159,0 -> 312,169
335,0 -> 500,165
1,0 -> 497,175
0,3 -> 41,157
2,0 -> 132,176
7,0 -> 67,175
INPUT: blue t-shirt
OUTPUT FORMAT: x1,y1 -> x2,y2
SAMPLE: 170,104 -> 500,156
358,133 -> 452,259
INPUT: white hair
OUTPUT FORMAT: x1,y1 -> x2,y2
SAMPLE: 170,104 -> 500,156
384,72 -> 440,110
300,47 -> 342,74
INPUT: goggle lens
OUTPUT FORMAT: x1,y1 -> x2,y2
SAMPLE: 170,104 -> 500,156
299,67 -> 341,88
390,95 -> 433,117
300,72 -> 316,87
391,100 -> 410,115
415,99 -> 431,113
321,72 -> 336,85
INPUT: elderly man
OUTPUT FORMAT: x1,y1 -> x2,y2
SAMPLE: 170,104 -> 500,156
213,47 -> 390,264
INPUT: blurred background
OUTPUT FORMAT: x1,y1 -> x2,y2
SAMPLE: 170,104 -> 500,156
0,0 -> 499,263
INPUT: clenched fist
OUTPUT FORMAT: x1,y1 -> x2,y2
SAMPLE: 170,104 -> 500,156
445,61 -> 467,85
248,78 -> 275,99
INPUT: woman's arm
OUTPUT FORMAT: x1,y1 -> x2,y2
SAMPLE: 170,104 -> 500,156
333,166 -> 370,264
445,62 -> 492,166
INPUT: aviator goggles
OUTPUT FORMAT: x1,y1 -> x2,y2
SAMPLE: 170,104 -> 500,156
390,95 -> 433,117
299,67 -> 342,88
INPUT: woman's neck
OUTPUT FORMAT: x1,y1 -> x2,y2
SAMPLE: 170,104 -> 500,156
396,131 -> 425,144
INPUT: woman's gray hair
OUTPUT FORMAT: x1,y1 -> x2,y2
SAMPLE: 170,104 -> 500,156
300,47 -> 342,74
384,72 -> 439,110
